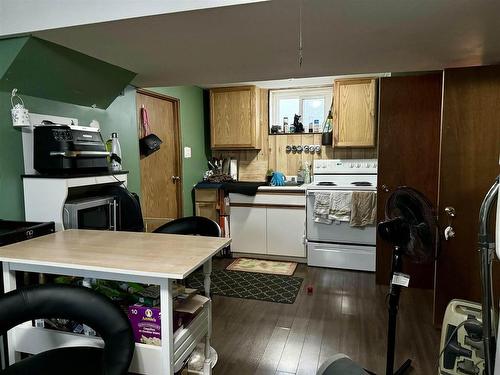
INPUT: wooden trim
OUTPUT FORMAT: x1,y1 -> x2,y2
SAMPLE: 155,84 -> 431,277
136,89 -> 183,218
230,203 -> 305,209
209,85 -> 256,93
136,88 -> 180,103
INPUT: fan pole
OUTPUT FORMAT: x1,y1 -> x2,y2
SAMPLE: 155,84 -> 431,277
386,246 -> 412,375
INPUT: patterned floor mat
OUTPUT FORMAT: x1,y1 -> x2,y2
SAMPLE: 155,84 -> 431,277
186,269 -> 303,304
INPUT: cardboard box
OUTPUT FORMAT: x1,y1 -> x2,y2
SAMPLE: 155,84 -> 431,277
128,295 -> 209,346
128,305 -> 162,346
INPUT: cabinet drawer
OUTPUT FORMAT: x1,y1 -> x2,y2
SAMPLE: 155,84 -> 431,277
195,202 -> 218,222
195,189 -> 218,203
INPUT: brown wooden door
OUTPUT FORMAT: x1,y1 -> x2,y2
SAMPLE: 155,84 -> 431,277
376,73 -> 443,289
434,66 -> 500,323
136,90 -> 182,222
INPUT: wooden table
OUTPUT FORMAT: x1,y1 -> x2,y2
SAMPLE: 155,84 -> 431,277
0,229 -> 231,374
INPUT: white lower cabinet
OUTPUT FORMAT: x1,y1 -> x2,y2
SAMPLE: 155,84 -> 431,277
230,202 -> 306,258
230,206 -> 267,254
266,208 -> 305,257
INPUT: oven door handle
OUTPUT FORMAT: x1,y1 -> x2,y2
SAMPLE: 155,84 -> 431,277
50,151 -> 111,158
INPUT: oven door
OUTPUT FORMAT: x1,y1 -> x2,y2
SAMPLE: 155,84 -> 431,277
63,197 -> 117,231
306,190 -> 376,245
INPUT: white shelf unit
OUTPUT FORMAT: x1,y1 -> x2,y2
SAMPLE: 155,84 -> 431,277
23,173 -> 128,231
13,303 -> 209,374
2,259 -> 214,375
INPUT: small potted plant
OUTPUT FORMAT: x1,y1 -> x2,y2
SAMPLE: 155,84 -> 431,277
266,169 -> 274,184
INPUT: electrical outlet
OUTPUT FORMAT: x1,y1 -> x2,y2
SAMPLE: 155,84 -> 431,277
184,147 -> 192,158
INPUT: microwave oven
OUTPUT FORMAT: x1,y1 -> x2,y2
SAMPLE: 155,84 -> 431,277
63,196 -> 118,231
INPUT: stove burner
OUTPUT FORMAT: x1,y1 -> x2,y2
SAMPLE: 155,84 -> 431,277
317,181 -> 337,186
351,181 -> 372,186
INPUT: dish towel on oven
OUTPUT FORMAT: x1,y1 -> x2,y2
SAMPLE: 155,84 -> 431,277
350,191 -> 377,227
328,191 -> 352,222
313,192 -> 333,224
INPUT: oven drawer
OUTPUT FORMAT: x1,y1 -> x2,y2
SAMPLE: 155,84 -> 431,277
307,242 -> 375,272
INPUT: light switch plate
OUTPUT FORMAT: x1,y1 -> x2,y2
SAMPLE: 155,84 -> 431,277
184,146 -> 192,158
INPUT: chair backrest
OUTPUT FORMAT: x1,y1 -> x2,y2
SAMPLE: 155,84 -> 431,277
153,216 -> 221,237
0,284 -> 134,375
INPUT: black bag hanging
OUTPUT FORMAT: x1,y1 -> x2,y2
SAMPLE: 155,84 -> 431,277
139,105 -> 163,157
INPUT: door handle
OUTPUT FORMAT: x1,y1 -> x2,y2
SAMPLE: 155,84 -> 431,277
445,206 -> 456,217
171,176 -> 181,183
380,184 -> 390,193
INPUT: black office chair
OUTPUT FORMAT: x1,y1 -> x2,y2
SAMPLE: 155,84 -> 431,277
153,216 -> 222,237
0,284 -> 134,375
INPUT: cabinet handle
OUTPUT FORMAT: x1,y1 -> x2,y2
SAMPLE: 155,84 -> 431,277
380,184 -> 390,192
171,176 -> 181,183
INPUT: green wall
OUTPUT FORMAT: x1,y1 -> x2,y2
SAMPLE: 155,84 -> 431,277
0,86 -> 141,220
148,86 -> 211,216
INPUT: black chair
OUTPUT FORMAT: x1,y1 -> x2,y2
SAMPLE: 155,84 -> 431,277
0,284 -> 134,375
153,216 -> 222,237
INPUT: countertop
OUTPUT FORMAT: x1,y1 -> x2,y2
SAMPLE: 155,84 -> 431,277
0,229 -> 231,279
257,184 -> 307,192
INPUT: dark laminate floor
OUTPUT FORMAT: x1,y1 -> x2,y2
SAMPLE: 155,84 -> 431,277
210,260 -> 440,375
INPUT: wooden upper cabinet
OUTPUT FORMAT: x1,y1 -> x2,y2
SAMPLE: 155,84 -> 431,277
210,86 -> 261,149
333,77 -> 377,147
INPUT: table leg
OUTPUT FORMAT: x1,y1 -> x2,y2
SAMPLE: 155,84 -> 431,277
203,260 -> 212,374
2,262 -> 20,366
159,279 -> 173,374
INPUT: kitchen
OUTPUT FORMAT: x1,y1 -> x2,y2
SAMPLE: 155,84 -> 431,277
198,77 -> 379,273
0,2 -> 500,375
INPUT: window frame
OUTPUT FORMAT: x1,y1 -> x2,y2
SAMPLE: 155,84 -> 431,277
269,86 -> 333,134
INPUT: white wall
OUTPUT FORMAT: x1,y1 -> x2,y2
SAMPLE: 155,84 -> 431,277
0,0 -> 267,37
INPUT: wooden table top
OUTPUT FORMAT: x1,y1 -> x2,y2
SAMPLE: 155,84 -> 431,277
0,230 -> 231,279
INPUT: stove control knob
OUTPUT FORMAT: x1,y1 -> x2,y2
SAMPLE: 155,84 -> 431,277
349,163 -> 354,168
356,163 -> 361,168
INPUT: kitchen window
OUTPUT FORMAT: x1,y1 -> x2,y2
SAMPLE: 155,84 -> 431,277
269,87 -> 333,134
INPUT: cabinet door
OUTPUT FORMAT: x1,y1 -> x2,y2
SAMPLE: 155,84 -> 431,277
229,206 -> 267,254
266,207 -> 305,257
334,78 -> 377,147
195,202 -> 218,223
210,86 -> 259,149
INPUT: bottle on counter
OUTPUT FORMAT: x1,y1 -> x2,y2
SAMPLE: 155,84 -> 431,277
304,161 -> 311,184
109,132 -> 122,171
283,117 -> 289,133
313,119 -> 320,133
297,163 -> 305,185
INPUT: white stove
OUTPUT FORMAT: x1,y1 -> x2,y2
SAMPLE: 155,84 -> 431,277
306,159 -> 378,272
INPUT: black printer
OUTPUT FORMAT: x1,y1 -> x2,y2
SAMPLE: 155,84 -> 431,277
33,124 -> 110,174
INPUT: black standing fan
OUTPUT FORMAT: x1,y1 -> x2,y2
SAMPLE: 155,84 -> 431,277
377,187 -> 438,375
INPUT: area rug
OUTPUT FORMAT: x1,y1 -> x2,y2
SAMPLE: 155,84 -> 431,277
186,270 -> 303,304
226,257 -> 298,276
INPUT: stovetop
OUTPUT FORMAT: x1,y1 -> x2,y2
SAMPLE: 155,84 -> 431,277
308,159 -> 378,191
